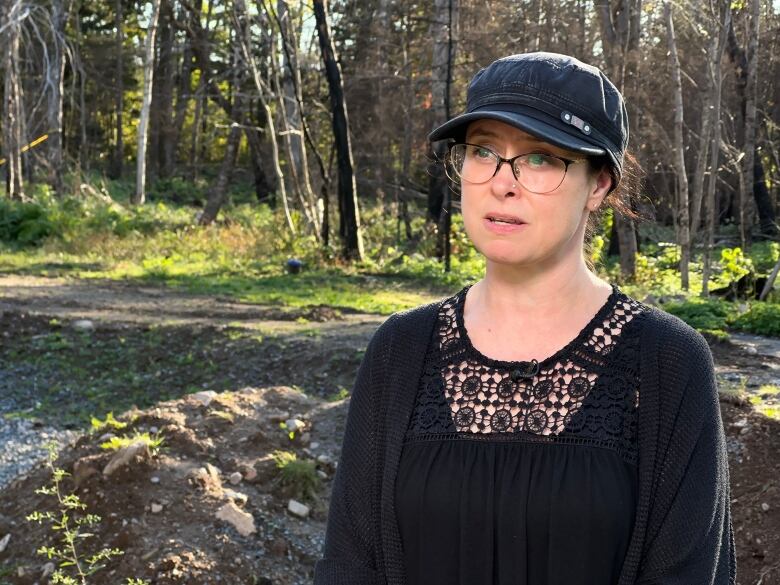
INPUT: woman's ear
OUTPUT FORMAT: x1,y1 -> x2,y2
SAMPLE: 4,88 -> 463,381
586,167 -> 612,211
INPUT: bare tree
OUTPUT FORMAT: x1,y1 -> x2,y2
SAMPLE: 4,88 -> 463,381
2,0 -> 26,200
664,0 -> 690,290
46,0 -> 70,195
313,0 -> 364,260
701,0 -> 731,296
134,0 -> 162,205
739,0 -> 759,247
112,0 -> 124,178
595,0 -> 640,280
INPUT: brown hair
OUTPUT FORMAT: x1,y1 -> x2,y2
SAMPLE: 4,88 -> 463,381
583,150 -> 646,272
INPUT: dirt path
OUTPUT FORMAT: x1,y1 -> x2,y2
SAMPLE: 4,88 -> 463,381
0,274 -> 385,335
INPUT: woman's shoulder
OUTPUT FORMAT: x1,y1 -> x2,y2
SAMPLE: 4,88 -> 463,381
640,303 -> 712,361
366,297 -> 447,353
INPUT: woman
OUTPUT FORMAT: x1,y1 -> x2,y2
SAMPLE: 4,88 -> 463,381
314,52 -> 735,585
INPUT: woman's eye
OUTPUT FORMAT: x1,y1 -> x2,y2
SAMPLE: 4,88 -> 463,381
469,146 -> 494,160
525,153 -> 552,167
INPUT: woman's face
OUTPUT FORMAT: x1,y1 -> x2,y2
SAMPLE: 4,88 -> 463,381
458,118 -> 612,268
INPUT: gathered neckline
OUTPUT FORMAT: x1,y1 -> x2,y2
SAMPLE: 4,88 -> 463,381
453,282 -> 622,370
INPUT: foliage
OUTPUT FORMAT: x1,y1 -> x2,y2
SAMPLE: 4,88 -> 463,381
98,432 -> 165,456
730,303 -> 780,337
719,247 -> 754,283
662,298 -> 738,332
89,412 -> 128,433
270,450 -> 322,502
24,442 -> 147,584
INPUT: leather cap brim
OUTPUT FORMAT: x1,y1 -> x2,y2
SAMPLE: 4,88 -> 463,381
428,108 -> 607,157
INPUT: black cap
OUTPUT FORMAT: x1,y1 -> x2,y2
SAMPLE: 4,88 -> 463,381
429,52 -> 629,183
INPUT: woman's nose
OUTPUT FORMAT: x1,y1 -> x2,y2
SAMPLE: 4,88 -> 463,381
491,160 -> 519,196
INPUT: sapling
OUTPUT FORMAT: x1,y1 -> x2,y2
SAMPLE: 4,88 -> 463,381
25,441 -> 147,584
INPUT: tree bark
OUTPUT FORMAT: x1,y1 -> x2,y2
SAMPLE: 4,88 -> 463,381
2,0 -> 25,200
701,0 -> 730,296
47,0 -> 70,195
740,0 -> 759,246
664,1 -> 690,290
113,0 -> 125,179
155,0 -> 177,178
595,0 -> 639,280
313,0 -> 364,260
134,0 -> 162,205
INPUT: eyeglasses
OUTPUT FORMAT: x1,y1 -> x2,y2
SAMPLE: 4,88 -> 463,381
446,143 -> 589,194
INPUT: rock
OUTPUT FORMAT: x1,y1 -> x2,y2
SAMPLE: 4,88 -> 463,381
150,476 -> 160,484
298,432 -> 311,445
223,488 -> 248,506
287,499 -> 310,519
316,454 -> 332,465
99,432 -> 116,442
216,502 -> 256,536
285,418 -> 305,432
229,471 -> 242,485
0,533 -> 10,553
740,427 -> 750,435
191,390 -> 218,407
72,319 -> 95,332
72,459 -> 99,488
151,503 -> 163,514
240,465 -> 257,482
732,418 -> 749,428
761,502 -> 770,512
316,470 -> 328,480
309,441 -> 320,450
41,562 -> 55,578
103,442 -> 150,476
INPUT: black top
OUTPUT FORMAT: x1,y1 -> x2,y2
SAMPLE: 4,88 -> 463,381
314,286 -> 736,585
395,284 -> 645,584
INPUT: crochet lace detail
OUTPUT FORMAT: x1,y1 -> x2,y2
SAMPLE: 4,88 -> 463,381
404,283 -> 650,464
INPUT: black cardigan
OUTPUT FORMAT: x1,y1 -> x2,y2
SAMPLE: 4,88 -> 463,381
314,299 -> 736,585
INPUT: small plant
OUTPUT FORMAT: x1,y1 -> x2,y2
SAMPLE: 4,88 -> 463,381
25,442 -> 148,584
278,421 -> 295,440
98,432 -> 165,456
89,411 -> 128,433
271,449 -> 322,502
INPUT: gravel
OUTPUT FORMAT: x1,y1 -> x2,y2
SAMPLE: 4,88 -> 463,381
0,416 -> 81,491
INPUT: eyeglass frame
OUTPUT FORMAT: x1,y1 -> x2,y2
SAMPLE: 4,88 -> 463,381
446,142 -> 591,194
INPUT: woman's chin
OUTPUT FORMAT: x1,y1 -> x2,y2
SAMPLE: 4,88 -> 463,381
475,241 -> 536,266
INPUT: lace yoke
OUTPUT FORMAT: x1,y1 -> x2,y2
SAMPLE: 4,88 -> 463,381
404,283 -> 650,464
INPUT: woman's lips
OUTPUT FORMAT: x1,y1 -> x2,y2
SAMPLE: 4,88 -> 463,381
483,217 -> 528,234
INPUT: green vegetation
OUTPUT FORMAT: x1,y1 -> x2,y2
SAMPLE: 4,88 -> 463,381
24,442 -> 150,584
98,432 -> 165,455
271,450 -> 322,502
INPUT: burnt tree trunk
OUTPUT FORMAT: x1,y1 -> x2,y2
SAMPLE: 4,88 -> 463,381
313,0 -> 364,260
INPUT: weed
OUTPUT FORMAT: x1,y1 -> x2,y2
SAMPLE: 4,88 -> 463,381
98,432 -> 164,456
25,442 -> 147,584
271,450 -> 322,502
89,412 -> 128,433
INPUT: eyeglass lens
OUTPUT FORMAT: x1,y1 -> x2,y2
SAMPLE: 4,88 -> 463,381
447,144 -> 569,194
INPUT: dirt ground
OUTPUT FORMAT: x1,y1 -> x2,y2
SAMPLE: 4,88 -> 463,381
0,275 -> 778,584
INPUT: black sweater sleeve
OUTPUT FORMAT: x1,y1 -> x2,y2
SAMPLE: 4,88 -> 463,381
314,317 -> 393,585
635,328 -> 736,585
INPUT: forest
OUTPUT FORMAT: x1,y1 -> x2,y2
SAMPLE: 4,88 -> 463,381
1,0 -> 780,583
